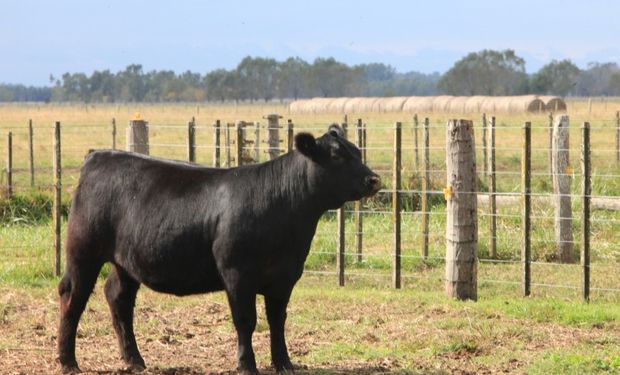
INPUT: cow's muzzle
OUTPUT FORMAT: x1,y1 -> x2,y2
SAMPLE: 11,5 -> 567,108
365,175 -> 382,197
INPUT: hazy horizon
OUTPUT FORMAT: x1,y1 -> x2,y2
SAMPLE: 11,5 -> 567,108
2,0 -> 619,86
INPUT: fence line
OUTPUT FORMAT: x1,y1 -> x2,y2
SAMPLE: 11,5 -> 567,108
1,112 -> 619,302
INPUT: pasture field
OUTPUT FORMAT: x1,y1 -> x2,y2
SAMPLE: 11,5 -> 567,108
1,269 -> 620,374
1,99 -> 620,373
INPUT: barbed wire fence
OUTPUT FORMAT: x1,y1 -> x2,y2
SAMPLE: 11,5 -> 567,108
1,110 -> 620,301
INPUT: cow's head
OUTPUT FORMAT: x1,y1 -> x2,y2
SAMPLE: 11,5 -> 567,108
295,124 -> 381,208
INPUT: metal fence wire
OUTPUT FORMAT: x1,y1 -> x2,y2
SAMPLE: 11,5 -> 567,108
1,113 -> 620,301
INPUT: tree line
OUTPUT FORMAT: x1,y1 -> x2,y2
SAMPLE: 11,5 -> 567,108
1,50 -> 620,103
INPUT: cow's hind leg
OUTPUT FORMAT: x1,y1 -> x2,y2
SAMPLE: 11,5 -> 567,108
104,265 -> 145,371
57,260 -> 103,374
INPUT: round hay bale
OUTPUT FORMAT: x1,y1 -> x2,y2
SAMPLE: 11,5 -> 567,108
447,97 -> 469,113
307,98 -> 334,114
507,95 -> 544,113
492,96 -> 512,113
402,96 -> 434,113
464,96 -> 485,113
354,97 -> 380,112
327,97 -> 351,113
288,99 -> 312,114
479,97 -> 497,113
529,98 -> 546,112
432,96 -> 454,112
371,98 -> 385,112
540,96 -> 567,111
343,97 -> 364,113
379,96 -> 409,112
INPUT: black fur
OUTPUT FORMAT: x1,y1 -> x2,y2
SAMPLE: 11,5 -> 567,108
57,125 -> 380,374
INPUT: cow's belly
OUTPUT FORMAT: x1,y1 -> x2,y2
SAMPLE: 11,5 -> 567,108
142,266 -> 225,296
118,245 -> 225,296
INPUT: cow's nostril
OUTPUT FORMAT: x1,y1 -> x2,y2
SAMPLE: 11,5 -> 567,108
367,176 -> 381,187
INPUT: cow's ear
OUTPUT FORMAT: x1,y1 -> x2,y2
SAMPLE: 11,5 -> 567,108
295,133 -> 318,158
328,124 -> 344,138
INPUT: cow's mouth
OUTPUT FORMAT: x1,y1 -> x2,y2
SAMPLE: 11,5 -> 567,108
364,175 -> 382,197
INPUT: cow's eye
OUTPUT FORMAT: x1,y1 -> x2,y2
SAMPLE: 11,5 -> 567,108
330,150 -> 344,163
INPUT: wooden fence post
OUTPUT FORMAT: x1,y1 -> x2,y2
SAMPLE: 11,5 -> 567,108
53,122 -> 62,277
393,122 -> 402,289
355,118 -> 364,263
552,115 -> 574,263
6,132 -> 12,198
362,121 -> 367,163
111,117 -> 117,150
266,114 -> 281,160
616,110 -> 620,164
482,113 -> 488,177
254,122 -> 261,162
337,207 -> 345,287
187,118 -> 196,163
522,122 -> 532,297
421,117 -> 430,259
413,114 -> 419,172
445,119 -> 477,301
236,122 -> 244,167
548,112 -> 554,176
126,119 -> 149,154
581,122 -> 591,302
213,120 -> 221,168
337,123 -> 349,286
488,116 -> 497,258
287,119 -> 294,153
28,119 -> 35,187
225,123 -> 232,167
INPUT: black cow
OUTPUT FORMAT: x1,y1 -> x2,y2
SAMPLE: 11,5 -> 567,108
57,124 -> 380,374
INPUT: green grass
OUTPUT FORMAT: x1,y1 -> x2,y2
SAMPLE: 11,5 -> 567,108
0,257 -> 619,373
529,350 -> 620,374
0,191 -> 69,225
285,280 -> 620,373
1,102 -> 620,373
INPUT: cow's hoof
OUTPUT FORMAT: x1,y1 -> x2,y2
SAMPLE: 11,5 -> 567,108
60,363 -> 81,374
126,362 -> 146,372
238,369 -> 259,375
274,363 -> 294,373
276,362 -> 306,373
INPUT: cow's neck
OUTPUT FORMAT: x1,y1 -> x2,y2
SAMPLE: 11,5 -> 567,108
255,152 -> 327,218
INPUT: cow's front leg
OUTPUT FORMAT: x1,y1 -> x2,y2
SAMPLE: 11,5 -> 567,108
265,293 -> 294,372
224,280 -> 258,374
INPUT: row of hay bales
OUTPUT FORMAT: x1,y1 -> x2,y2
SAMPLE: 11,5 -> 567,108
289,95 -> 567,114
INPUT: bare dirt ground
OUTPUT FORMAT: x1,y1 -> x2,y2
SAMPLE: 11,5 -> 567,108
1,282 -> 617,375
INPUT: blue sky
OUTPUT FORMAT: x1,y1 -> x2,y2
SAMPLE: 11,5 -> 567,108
2,0 -> 619,85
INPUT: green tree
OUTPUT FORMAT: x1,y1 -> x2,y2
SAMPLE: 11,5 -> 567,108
309,57 -> 363,97
89,70 -> 116,102
118,64 -> 147,102
236,56 -> 278,102
390,72 -> 440,96
576,62 -> 619,96
530,59 -> 580,96
205,69 -> 238,102
276,57 -> 310,100
438,49 -> 528,95
608,72 -> 620,96
358,63 -> 395,96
